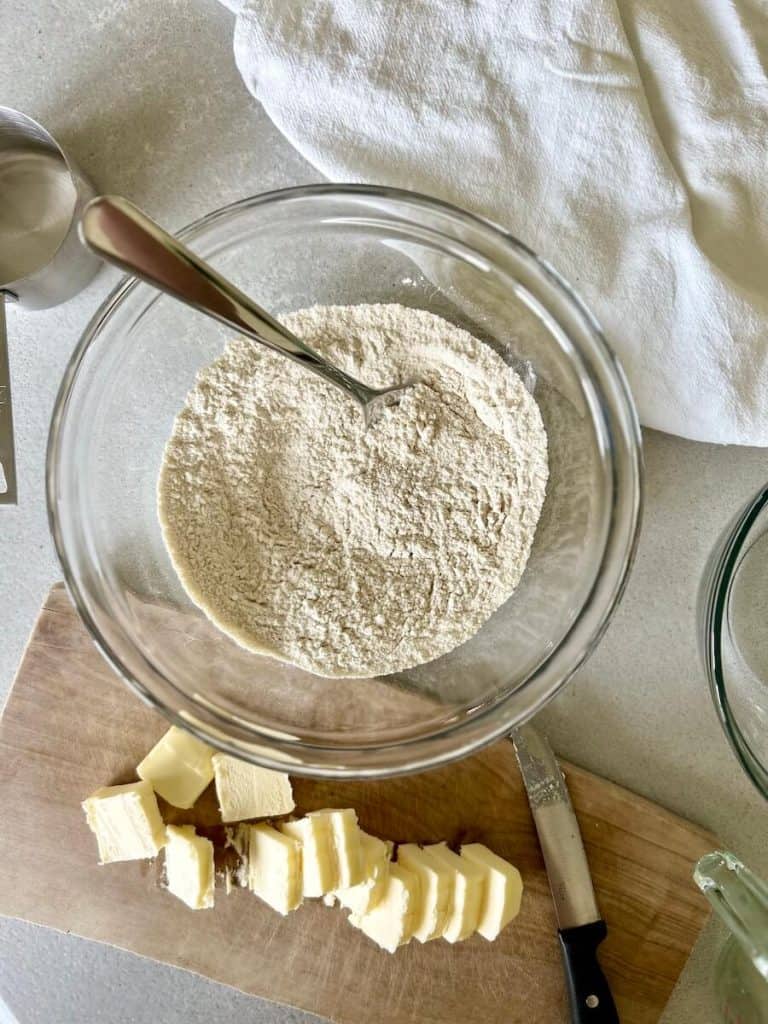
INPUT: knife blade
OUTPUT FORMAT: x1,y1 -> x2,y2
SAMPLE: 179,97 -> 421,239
513,724 -> 619,1023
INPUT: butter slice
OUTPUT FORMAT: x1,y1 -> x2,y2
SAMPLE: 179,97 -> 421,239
426,843 -> 485,942
241,823 -> 302,915
280,816 -> 336,896
137,726 -> 215,809
212,754 -> 295,823
461,843 -> 523,940
83,780 -> 165,864
349,863 -> 419,953
397,844 -> 452,942
332,833 -> 393,915
165,825 -> 215,909
309,808 -> 364,889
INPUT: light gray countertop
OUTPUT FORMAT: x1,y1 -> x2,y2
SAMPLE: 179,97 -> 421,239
0,2 -> 763,1021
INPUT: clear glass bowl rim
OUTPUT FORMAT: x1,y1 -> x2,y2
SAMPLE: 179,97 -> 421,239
47,183 -> 643,778
703,482 -> 768,800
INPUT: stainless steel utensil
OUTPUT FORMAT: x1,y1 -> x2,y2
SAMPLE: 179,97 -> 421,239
79,195 -> 411,425
0,107 -> 99,505
513,724 -> 619,1023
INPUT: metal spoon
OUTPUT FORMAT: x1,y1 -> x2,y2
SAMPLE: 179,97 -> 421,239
79,195 -> 411,425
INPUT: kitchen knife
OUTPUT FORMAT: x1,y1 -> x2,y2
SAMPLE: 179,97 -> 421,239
513,724 -> 619,1023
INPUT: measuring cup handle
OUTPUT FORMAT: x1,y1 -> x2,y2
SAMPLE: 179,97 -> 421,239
0,298 -> 17,505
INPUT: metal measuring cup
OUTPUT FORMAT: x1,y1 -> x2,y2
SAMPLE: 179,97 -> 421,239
0,107 -> 100,505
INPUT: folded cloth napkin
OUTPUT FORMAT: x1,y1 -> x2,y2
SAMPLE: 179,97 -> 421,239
220,0 -> 768,445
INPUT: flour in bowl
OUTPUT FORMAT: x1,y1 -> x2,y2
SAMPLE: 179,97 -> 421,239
158,304 -> 548,678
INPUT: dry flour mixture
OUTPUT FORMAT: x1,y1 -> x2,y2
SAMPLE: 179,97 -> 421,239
158,304 -> 548,678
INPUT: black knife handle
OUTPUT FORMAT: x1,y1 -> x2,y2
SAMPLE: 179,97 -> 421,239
558,920 -> 619,1023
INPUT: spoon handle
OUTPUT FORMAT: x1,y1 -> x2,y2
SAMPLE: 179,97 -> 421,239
79,195 -> 375,407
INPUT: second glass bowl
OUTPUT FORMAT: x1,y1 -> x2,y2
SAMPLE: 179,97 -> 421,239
701,483 -> 768,798
48,185 -> 642,777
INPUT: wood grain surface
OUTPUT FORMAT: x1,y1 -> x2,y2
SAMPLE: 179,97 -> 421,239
0,585 -> 715,1024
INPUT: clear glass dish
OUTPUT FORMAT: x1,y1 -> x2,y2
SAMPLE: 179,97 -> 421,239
694,851 -> 768,1023
47,185 -> 642,777
701,483 -> 768,797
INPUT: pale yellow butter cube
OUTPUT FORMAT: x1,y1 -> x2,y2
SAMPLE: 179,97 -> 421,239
332,833 -> 393,916
165,824 -> 215,909
137,726 -> 215,809
349,863 -> 419,953
280,815 -> 336,896
397,843 -> 452,942
309,808 -> 364,889
426,842 -> 485,942
241,823 -> 302,915
212,753 -> 295,823
82,780 -> 165,864
461,843 -> 523,940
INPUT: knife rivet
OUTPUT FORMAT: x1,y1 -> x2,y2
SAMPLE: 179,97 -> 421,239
586,995 -> 599,1009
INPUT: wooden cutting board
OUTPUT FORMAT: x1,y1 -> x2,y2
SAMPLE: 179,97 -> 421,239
0,585 -> 714,1024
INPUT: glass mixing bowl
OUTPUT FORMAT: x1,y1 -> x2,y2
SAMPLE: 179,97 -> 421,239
701,484 -> 768,798
48,185 -> 642,777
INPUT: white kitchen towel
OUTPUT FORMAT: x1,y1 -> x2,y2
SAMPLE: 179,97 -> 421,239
220,0 -> 768,445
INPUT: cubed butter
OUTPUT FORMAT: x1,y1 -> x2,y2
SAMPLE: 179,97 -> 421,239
280,815 -> 336,896
426,842 -> 485,942
212,753 -> 295,822
165,824 -> 215,909
137,726 -> 215,809
241,823 -> 302,915
309,808 -> 364,889
82,780 -> 166,864
461,843 -> 523,940
332,832 -> 393,916
349,862 -> 419,953
397,843 -> 452,942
